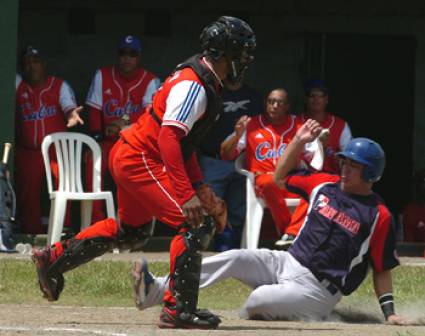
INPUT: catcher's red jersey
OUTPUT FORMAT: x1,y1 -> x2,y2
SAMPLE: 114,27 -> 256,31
86,66 -> 160,136
121,66 -> 208,160
15,76 -> 77,149
298,113 -> 351,173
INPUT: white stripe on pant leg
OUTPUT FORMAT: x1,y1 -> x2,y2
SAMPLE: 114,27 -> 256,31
141,152 -> 184,215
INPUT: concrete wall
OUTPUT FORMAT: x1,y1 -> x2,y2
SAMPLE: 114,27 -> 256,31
0,0 -> 19,162
13,1 -> 425,170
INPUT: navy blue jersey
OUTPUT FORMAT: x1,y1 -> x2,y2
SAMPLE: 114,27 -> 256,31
286,169 -> 399,295
199,84 -> 262,157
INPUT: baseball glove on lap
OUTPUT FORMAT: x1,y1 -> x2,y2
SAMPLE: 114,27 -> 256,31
196,184 -> 227,233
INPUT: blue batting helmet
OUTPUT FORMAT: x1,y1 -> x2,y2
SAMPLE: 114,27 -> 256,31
337,137 -> 385,183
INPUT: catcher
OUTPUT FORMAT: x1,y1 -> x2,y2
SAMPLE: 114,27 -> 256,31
32,16 -> 255,330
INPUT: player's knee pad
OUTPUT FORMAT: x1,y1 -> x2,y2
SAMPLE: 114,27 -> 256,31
49,237 -> 115,275
116,220 -> 154,252
172,249 -> 202,314
184,216 -> 216,252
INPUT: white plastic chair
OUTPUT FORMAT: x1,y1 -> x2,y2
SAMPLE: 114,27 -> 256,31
41,132 -> 116,245
234,152 -> 300,250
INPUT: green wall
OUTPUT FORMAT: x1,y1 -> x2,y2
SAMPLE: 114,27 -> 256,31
0,0 -> 18,167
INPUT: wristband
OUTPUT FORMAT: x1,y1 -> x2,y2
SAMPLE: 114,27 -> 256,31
378,293 -> 395,319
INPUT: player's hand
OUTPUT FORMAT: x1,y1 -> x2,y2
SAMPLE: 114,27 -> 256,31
295,119 -> 322,144
105,119 -> 126,138
386,314 -> 411,325
235,115 -> 251,138
182,195 -> 205,228
66,106 -> 84,128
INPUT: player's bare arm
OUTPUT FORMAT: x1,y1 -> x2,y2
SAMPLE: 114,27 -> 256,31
66,106 -> 84,128
220,115 -> 250,160
274,119 -> 322,187
373,269 -> 410,325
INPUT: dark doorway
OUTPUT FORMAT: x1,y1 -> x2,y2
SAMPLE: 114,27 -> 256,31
306,33 -> 416,214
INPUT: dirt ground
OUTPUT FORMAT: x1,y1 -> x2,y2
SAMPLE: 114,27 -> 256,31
1,252 -> 424,336
1,303 -> 425,336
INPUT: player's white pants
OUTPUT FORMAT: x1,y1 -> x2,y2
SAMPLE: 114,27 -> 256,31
143,249 -> 342,321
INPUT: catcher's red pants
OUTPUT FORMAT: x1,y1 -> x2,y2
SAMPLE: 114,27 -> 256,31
15,146 -> 71,234
69,139 -> 188,306
254,174 -> 298,235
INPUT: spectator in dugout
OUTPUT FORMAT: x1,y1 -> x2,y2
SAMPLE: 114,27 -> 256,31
220,88 -> 320,244
401,168 -> 425,243
15,46 -> 84,234
85,35 -> 161,223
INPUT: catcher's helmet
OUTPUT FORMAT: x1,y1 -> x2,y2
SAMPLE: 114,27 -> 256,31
200,16 -> 256,83
337,137 -> 385,183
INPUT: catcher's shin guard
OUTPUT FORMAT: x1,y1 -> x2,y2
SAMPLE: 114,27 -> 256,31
116,220 -> 154,252
49,237 -> 115,274
161,216 -> 220,329
183,215 -> 216,251
33,237 -> 114,301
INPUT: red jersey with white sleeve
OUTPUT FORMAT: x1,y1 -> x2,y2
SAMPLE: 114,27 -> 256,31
15,75 -> 77,149
86,65 -> 160,137
121,63 -> 210,204
229,114 -> 301,233
122,67 -> 207,155
298,113 -> 351,173
236,114 -> 300,174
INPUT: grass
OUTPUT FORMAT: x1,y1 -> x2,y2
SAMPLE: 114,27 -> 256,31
336,267 -> 425,322
0,258 -> 424,314
347,266 -> 425,305
0,259 -> 251,308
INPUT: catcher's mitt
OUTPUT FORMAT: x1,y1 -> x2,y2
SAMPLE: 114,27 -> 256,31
196,184 -> 227,233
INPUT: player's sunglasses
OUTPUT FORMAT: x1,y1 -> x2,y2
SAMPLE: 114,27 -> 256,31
118,49 -> 140,58
267,98 -> 287,106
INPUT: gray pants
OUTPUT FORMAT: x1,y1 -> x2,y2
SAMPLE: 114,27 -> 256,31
144,249 -> 342,321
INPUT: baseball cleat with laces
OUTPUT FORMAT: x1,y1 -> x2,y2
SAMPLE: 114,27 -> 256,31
131,256 -> 154,310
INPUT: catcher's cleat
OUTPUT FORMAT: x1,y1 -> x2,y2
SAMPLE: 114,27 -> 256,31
158,306 -> 221,329
32,247 -> 64,301
131,256 -> 154,310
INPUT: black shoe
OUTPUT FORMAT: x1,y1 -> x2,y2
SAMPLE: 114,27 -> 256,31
275,234 -> 296,250
158,306 -> 221,329
32,247 -> 64,301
